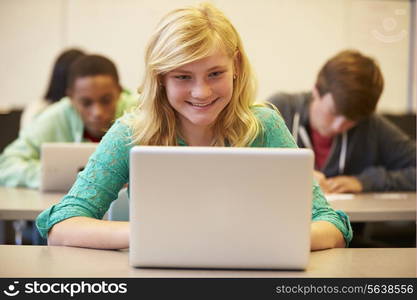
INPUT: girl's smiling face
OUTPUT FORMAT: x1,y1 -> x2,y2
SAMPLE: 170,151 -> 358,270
163,49 -> 235,133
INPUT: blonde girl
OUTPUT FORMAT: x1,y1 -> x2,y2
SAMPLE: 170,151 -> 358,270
37,3 -> 352,250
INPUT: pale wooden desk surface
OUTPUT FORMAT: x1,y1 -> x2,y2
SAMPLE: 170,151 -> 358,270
328,192 -> 416,222
0,187 -> 64,220
0,246 -> 415,278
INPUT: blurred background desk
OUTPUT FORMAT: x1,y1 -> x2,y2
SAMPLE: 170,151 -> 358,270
0,246 -> 415,278
328,192 -> 416,248
0,187 -> 63,220
327,192 -> 416,222
0,187 -> 63,245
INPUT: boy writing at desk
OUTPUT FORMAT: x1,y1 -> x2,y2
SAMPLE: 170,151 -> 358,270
268,50 -> 416,193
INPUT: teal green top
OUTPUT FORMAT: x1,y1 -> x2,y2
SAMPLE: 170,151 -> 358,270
36,106 -> 353,245
0,92 -> 138,189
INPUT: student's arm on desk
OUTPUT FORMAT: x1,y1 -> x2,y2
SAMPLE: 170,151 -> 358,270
39,119 -> 133,249
310,221 -> 345,250
48,217 -> 129,249
48,219 -> 344,251
314,170 -> 363,194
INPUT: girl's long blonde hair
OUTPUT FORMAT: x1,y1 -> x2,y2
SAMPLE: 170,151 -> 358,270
129,2 -> 263,146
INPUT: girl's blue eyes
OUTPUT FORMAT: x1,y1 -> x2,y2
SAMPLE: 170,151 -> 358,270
209,71 -> 224,78
174,71 -> 224,80
175,75 -> 191,80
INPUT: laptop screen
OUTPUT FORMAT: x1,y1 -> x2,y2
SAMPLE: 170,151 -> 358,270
129,146 -> 313,270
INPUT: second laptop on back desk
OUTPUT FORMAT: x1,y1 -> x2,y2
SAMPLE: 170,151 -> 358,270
40,142 -> 98,192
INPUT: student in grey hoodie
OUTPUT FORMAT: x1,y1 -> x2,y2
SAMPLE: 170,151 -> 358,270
268,50 -> 415,193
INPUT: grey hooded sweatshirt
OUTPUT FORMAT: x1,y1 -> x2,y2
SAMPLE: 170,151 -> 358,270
268,92 -> 416,192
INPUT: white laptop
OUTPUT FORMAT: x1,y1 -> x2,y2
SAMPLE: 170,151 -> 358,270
40,142 -> 98,192
129,146 -> 313,270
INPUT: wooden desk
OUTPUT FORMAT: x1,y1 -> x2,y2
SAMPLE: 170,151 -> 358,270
0,187 -> 63,220
328,193 -> 416,222
0,246 -> 415,277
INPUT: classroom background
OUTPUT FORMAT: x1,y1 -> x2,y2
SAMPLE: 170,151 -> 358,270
0,0 -> 415,169
0,0 -> 416,278
0,0 -> 415,114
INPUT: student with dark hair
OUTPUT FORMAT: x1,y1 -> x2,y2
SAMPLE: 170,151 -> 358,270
46,49 -> 86,102
0,54 -> 138,188
268,50 -> 416,193
20,48 -> 85,128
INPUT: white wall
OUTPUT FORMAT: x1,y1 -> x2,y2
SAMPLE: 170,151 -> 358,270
0,0 -> 413,113
0,0 -> 65,109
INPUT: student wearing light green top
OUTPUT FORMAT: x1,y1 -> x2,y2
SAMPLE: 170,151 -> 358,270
36,3 -> 352,251
0,55 -> 138,189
